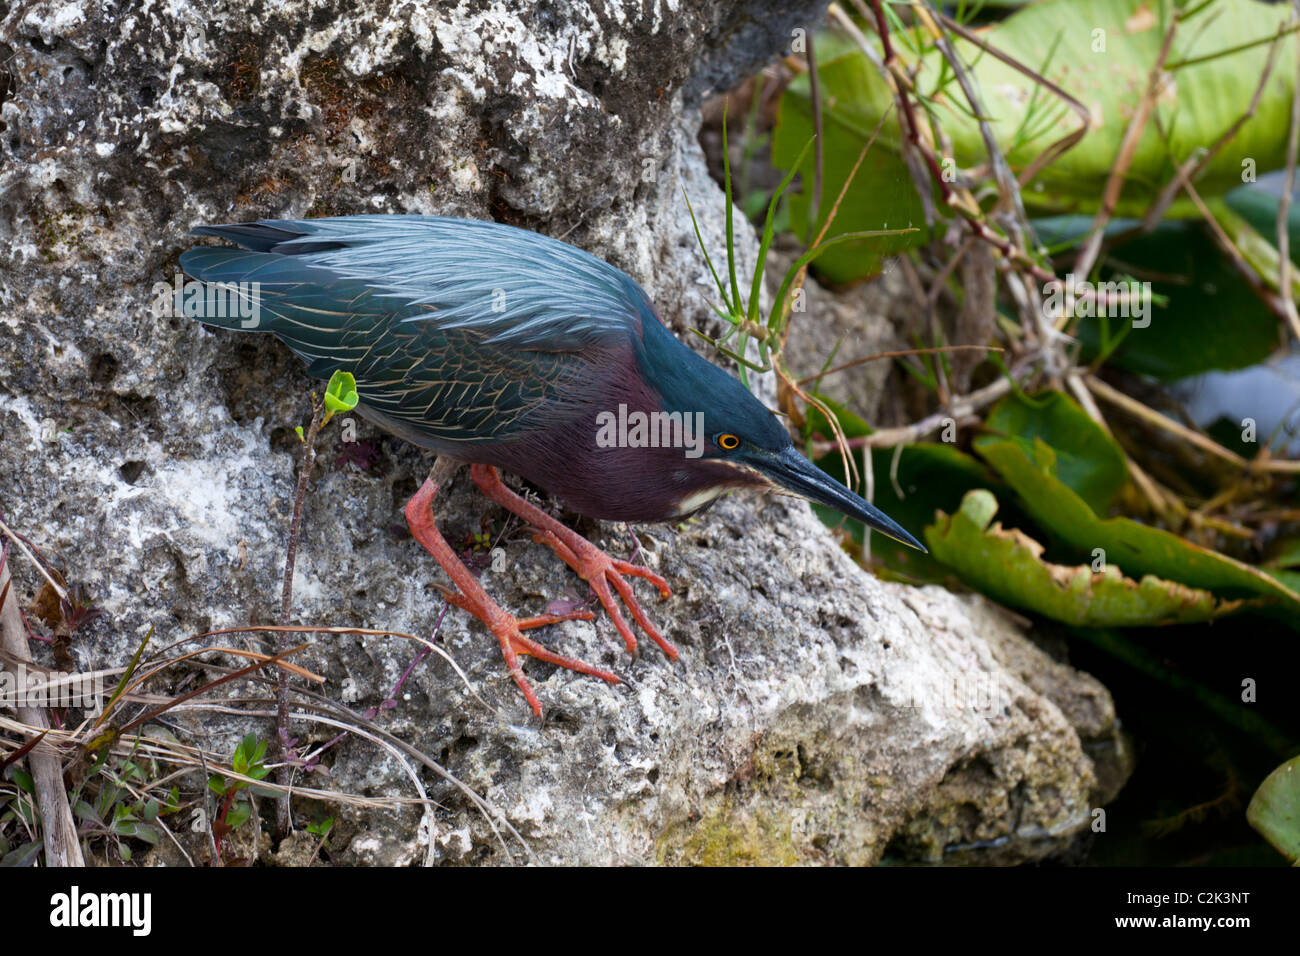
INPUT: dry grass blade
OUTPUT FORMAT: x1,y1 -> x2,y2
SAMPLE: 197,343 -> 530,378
107,643 -> 311,740
278,690 -> 535,861
196,623 -> 500,717
110,646 -> 324,720
797,344 -> 1004,387
1085,373 -> 1300,474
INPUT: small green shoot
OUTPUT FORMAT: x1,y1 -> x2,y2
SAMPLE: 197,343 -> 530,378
322,370 -> 359,424
306,815 -> 334,839
210,733 -> 272,859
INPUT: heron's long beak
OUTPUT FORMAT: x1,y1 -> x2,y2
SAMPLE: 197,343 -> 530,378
755,446 -> 927,553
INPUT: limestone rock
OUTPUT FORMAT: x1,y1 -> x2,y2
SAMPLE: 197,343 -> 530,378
0,0 -> 1124,865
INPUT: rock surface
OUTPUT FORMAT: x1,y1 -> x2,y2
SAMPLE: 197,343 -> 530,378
0,0 -> 1125,864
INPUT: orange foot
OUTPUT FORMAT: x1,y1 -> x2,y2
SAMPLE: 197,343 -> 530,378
404,474 -> 620,717
469,464 -> 677,660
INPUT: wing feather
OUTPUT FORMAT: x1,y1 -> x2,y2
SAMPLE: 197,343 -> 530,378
181,216 -> 646,449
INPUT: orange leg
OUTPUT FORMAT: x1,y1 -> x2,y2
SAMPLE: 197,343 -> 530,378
468,464 -> 678,661
404,474 -> 619,717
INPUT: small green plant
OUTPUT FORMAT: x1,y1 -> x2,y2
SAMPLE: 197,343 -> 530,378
209,733 -> 272,861
296,370 -> 358,440
305,815 -> 334,839
322,370 -> 359,420
278,368 -> 359,839
686,115 -> 911,379
71,756 -> 180,863
0,763 -> 40,866
62,731 -> 182,864
305,814 -> 335,864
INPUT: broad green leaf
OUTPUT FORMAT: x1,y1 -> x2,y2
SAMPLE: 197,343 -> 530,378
1248,757 -> 1300,864
772,54 -> 931,282
974,436 -> 1300,616
982,390 -> 1129,513
927,489 -> 1245,625
1267,568 -> 1300,598
859,443 -> 1009,580
786,0 -> 1297,225
1074,223 -> 1282,379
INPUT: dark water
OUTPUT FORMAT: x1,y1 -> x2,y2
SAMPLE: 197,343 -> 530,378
1069,615 -> 1297,866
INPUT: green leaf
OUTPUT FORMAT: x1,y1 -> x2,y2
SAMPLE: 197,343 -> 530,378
11,769 -> 33,795
927,490 -> 1246,625
1266,537 -> 1300,570
0,840 -> 43,867
997,0 -> 1294,211
799,0 -> 1297,220
1247,757 -> 1300,863
1074,224 -> 1282,380
973,436 -> 1300,616
833,442 -> 1009,581
323,370 -> 359,416
982,390 -> 1129,514
225,801 -> 251,830
1225,183 -> 1300,267
772,54 -> 931,282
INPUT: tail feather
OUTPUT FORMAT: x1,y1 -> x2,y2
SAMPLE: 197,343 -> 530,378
188,222 -> 343,254
178,247 -> 352,332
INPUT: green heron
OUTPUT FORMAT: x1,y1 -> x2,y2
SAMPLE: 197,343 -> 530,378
181,215 -> 924,716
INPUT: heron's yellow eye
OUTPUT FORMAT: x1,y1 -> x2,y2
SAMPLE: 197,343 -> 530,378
718,433 -> 740,450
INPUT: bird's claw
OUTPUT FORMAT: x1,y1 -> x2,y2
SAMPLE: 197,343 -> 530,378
408,476 -> 617,718
495,616 -> 621,718
531,528 -> 677,661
